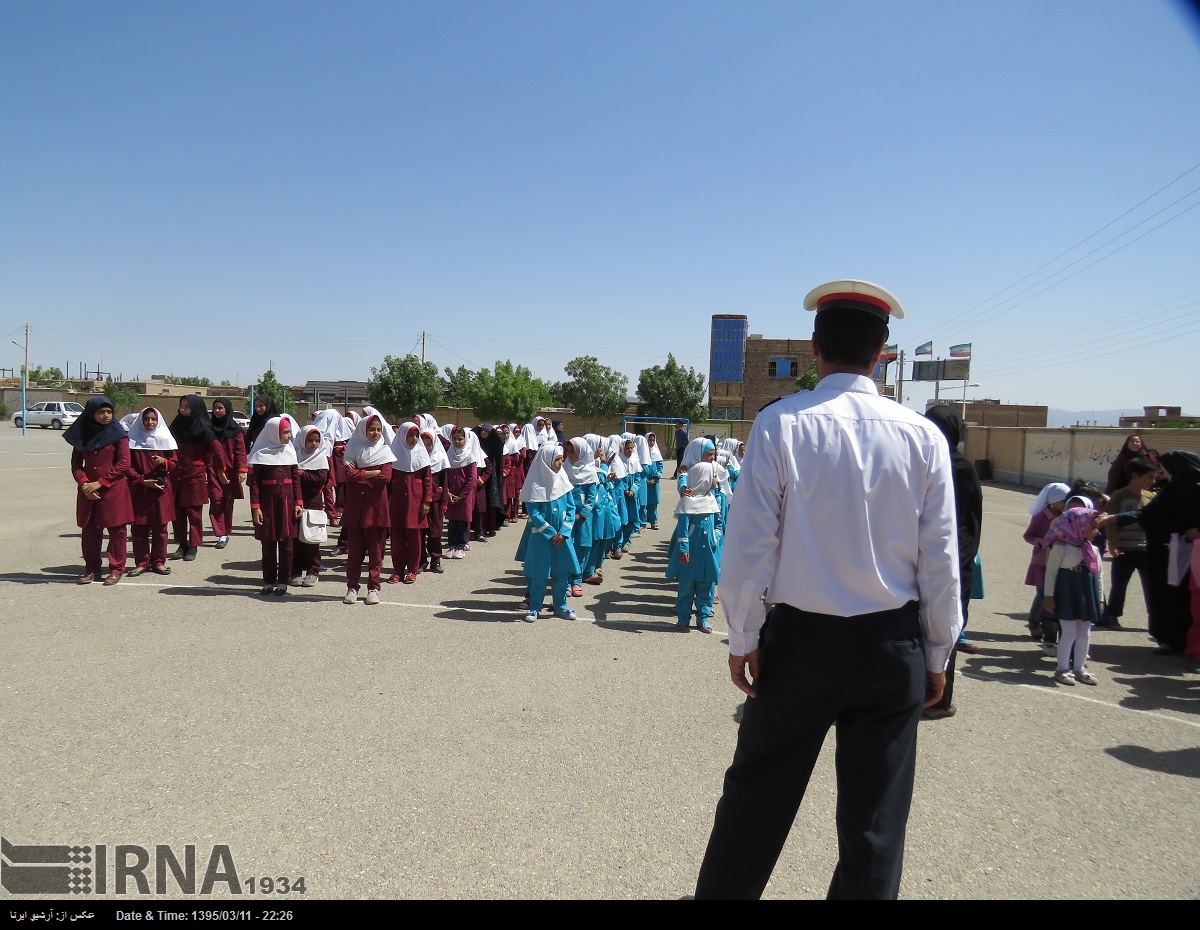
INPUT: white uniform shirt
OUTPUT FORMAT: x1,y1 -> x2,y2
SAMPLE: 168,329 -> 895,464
718,373 -> 963,671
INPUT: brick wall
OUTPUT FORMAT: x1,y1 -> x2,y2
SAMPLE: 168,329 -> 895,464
742,338 -> 815,417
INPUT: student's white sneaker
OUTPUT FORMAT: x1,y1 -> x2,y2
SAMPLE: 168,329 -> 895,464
343,589 -> 358,605
289,575 -> 303,586
1054,670 -> 1076,685
1074,669 -> 1098,685
364,589 -> 380,605
1041,643 -> 1057,657
523,610 -> 539,623
302,574 -> 318,587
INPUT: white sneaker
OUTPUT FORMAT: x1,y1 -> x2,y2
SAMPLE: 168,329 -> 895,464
289,575 -> 303,586
1074,669 -> 1098,685
302,574 -> 318,587
1041,643 -> 1057,657
343,589 -> 358,605
1054,670 -> 1076,685
365,589 -> 380,605
523,610 -> 538,623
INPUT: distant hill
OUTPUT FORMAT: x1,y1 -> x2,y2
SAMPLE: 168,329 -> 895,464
1047,408 -> 1142,428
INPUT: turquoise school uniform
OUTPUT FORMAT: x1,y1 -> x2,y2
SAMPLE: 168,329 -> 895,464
588,465 -> 619,577
665,506 -> 724,629
519,495 -> 578,613
569,482 -> 597,585
643,458 -> 664,524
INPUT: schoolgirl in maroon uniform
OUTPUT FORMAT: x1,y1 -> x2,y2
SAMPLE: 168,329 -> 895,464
342,413 -> 395,605
65,396 -> 134,585
246,415 -> 302,595
472,425 -> 500,541
207,398 -> 248,550
168,395 -> 223,561
442,425 -> 478,559
388,422 -> 433,584
502,424 -> 522,523
123,406 -> 177,577
292,423 -> 332,587
420,426 -> 449,574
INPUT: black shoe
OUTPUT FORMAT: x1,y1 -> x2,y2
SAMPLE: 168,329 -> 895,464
170,546 -> 187,561
259,585 -> 274,595
430,561 -> 444,574
183,546 -> 198,562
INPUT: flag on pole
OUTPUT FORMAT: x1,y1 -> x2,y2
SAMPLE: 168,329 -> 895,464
915,341 -> 933,356
880,344 -> 898,361
949,343 -> 972,358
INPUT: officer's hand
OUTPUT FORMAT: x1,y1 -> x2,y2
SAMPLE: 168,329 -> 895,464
729,650 -> 759,699
923,671 -> 946,708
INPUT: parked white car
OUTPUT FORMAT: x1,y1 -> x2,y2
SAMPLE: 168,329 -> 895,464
11,401 -> 85,430
232,410 -> 251,430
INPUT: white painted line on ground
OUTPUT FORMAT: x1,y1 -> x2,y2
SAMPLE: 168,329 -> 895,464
1017,682 -> 1200,730
0,466 -> 68,471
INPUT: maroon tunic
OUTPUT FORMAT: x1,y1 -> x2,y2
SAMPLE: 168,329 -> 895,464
128,449 -> 178,525
331,442 -> 347,485
174,440 -> 222,509
473,460 -> 493,515
443,463 -> 477,522
343,462 -> 393,528
248,463 -> 301,541
390,466 -> 433,530
72,438 -> 135,529
503,451 -> 520,502
298,465 -> 330,510
210,433 -> 248,503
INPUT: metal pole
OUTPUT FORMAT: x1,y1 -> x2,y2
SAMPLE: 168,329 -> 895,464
21,324 -> 29,436
421,331 -> 426,363
962,378 -> 968,420
896,350 -> 905,406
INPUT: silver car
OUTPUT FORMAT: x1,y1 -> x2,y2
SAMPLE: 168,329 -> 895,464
11,401 -> 85,430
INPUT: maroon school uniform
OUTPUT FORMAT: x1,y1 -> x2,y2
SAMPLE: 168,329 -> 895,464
173,439 -> 220,546
249,463 -> 301,585
443,463 -> 477,523
344,461 -> 392,592
389,465 -> 432,579
208,430 -> 248,537
128,448 -> 177,571
72,436 -> 134,576
294,463 -> 330,577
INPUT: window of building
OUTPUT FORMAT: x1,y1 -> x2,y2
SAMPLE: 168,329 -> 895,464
768,356 -> 798,379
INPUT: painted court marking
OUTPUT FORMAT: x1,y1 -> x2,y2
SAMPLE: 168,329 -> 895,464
1016,682 -> 1200,731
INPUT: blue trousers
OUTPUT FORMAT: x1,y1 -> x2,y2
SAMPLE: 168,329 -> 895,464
588,540 -> 608,577
677,579 -> 716,626
529,574 -> 570,613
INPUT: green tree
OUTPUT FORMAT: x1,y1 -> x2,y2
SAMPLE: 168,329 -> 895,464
21,365 -> 64,382
794,359 -> 820,392
440,365 -> 477,408
163,374 -> 213,387
366,354 -> 442,421
219,379 -> 232,387
558,356 -> 629,430
102,378 -> 142,417
254,369 -> 296,416
468,360 -> 552,423
637,353 -> 706,421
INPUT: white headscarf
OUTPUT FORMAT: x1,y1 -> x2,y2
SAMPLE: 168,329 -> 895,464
676,463 -> 721,515
536,417 -> 553,446
419,413 -> 439,434
361,406 -> 395,445
681,437 -> 716,471
391,421 -> 432,472
503,424 -> 522,456
470,429 -> 489,467
248,415 -> 300,466
634,434 -> 651,467
314,408 -> 349,445
507,423 -> 524,452
1030,482 -> 1072,515
520,442 -> 573,503
293,424 -> 331,471
345,413 -> 398,468
645,432 -> 664,463
446,426 -> 476,469
565,437 -> 599,486
619,433 -> 642,474
608,454 -> 627,481
122,408 -> 178,451
520,422 -> 540,450
718,437 -> 741,470
422,428 -> 450,473
584,433 -> 604,458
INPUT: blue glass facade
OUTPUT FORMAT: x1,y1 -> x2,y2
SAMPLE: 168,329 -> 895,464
709,316 -> 747,384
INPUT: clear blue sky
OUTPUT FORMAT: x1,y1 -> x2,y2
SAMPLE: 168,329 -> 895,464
3,1 -> 1198,417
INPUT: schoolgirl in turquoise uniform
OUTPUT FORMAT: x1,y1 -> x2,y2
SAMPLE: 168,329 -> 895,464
518,442 -> 579,622
665,461 -> 724,633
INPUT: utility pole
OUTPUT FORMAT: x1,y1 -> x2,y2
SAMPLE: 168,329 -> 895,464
896,350 -> 905,406
421,331 -> 426,363
14,323 -> 29,436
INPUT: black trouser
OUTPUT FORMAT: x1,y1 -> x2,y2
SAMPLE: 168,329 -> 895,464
673,448 -> 685,477
695,601 -> 925,900
1105,550 -> 1147,619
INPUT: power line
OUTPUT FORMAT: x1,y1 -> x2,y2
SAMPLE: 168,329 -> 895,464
968,294 -> 1200,370
909,159 -> 1200,347
425,335 -> 481,369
